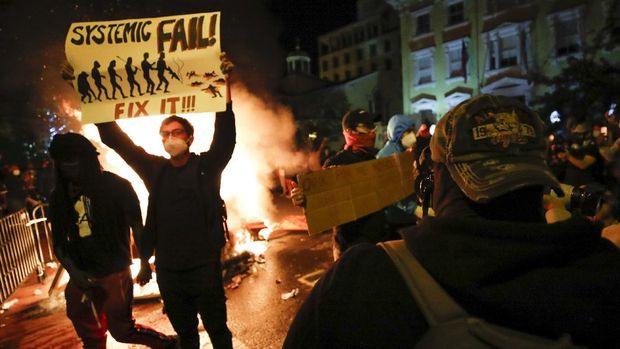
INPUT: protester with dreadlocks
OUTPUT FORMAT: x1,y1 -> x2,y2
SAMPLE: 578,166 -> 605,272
48,133 -> 176,349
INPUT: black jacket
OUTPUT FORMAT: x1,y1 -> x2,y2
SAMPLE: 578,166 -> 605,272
96,103 -> 236,268
284,215 -> 620,348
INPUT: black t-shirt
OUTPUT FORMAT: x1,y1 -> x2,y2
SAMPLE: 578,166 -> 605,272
68,172 -> 140,277
564,142 -> 601,186
155,157 -> 210,271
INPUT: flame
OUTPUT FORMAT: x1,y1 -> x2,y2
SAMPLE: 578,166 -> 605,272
63,85 -> 308,255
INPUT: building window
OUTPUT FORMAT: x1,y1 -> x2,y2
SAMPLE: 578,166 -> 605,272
552,10 -> 582,57
414,49 -> 435,85
333,73 -> 340,82
344,53 -> 351,64
448,1 -> 465,26
322,60 -> 328,72
357,66 -> 364,76
499,35 -> 518,67
385,59 -> 392,71
370,44 -> 377,57
333,56 -> 340,68
384,39 -> 391,52
416,13 -> 431,35
444,40 -> 466,78
484,23 -> 529,72
357,48 -> 364,61
345,70 -> 351,80
320,43 -> 329,55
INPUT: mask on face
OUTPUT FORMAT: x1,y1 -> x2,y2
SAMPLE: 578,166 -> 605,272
401,132 -> 417,149
164,137 -> 189,157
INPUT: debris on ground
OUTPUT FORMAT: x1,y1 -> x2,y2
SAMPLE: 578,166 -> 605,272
281,288 -> 299,300
1,299 -> 19,311
46,262 -> 58,269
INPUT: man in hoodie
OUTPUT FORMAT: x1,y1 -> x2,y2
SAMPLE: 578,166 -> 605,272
48,133 -> 175,348
376,114 -> 417,158
377,115 -> 418,222
283,94 -> 620,348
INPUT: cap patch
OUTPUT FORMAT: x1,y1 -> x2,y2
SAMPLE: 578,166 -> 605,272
471,109 -> 536,147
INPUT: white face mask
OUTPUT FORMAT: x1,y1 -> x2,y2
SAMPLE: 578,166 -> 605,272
401,132 -> 417,149
163,137 -> 189,157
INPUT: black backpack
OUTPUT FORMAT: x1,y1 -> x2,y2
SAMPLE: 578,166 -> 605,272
378,240 -> 586,349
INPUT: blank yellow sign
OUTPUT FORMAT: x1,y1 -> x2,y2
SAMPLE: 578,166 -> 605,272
298,151 -> 414,235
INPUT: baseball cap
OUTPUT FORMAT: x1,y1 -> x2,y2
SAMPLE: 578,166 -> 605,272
341,109 -> 378,130
430,94 -> 563,203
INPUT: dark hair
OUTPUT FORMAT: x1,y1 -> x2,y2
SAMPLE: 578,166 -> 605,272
160,115 -> 194,137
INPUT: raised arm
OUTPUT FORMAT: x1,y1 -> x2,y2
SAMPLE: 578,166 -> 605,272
201,53 -> 236,172
95,122 -> 161,190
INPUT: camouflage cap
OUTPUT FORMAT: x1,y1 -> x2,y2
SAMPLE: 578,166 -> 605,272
430,94 -> 562,203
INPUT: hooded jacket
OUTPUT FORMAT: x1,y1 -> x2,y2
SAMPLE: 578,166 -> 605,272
283,215 -> 620,348
377,115 -> 416,158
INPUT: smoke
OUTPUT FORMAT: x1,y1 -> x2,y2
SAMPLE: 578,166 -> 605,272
221,84 -> 308,229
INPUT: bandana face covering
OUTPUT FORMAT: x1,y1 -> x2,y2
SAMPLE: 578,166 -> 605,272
343,130 -> 376,151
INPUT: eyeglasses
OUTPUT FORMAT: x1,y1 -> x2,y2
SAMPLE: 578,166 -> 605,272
159,129 -> 186,139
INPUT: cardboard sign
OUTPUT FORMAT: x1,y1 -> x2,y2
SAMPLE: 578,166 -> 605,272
65,12 -> 225,123
298,151 -> 414,235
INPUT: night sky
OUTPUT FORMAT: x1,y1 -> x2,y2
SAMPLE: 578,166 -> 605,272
0,0 -> 356,162
0,0 -> 357,103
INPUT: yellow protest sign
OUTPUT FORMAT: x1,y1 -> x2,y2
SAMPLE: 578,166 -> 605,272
298,151 -> 414,235
65,12 -> 225,124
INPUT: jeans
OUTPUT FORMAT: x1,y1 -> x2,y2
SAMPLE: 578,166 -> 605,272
157,261 -> 232,349
65,268 -> 173,349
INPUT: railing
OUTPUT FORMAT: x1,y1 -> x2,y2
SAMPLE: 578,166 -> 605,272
0,206 -> 48,304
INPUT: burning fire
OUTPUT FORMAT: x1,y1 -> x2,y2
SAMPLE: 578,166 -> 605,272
62,85 -> 308,256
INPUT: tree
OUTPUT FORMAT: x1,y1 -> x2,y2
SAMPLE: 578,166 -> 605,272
530,0 -> 620,125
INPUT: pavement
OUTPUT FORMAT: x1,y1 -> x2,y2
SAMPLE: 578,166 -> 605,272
0,196 -> 333,349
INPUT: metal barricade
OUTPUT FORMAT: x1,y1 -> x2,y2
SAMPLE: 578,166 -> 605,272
0,208 -> 44,304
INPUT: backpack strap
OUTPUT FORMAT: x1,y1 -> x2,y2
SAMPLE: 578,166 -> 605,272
378,240 -> 468,326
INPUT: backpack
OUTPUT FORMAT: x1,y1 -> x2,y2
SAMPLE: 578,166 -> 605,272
378,240 -> 586,349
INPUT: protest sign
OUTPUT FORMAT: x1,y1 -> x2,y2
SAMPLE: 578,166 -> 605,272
298,151 -> 414,236
65,12 -> 225,124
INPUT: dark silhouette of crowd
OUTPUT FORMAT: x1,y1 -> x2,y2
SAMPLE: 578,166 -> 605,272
286,95 -> 620,348
0,155 -> 54,218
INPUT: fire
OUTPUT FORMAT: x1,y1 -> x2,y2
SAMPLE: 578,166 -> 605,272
64,84 -> 308,255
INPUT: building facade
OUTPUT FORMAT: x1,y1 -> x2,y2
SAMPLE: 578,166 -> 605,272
387,0 -> 620,121
318,0 -> 404,121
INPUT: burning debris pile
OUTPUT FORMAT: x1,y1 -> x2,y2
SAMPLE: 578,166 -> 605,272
222,222 -> 272,289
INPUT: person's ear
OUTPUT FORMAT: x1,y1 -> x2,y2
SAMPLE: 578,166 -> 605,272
187,135 -> 194,146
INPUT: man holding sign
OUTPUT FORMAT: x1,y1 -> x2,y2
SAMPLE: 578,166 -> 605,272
95,55 -> 235,349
